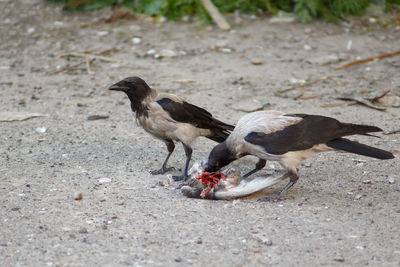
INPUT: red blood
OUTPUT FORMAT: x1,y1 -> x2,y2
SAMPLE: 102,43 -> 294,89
196,171 -> 226,198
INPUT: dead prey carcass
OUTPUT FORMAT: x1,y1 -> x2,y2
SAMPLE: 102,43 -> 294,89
181,159 -> 285,200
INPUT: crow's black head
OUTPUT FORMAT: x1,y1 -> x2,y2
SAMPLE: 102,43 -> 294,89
108,76 -> 151,99
109,77 -> 152,115
205,142 -> 236,172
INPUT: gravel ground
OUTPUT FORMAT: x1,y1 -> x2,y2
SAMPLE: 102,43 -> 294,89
1,1 -> 399,266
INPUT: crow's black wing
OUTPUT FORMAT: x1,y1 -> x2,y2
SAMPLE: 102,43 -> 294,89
157,98 -> 233,130
245,114 -> 381,155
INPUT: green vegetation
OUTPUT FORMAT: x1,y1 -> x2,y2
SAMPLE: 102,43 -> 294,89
47,0 -> 400,23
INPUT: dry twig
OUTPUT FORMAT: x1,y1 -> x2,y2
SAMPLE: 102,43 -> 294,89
201,0 -> 231,30
78,47 -> 100,54
321,101 -> 357,108
58,52 -> 119,62
370,90 -> 391,103
98,47 -> 118,56
51,61 -> 84,74
334,50 -> 400,70
294,93 -> 325,100
85,56 -> 93,74
336,97 -> 386,111
172,79 -> 196,83
278,75 -> 331,94
383,129 -> 400,135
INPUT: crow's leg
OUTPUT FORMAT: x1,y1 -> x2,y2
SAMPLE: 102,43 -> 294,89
150,140 -> 175,175
172,143 -> 192,181
266,169 -> 299,201
241,159 -> 266,179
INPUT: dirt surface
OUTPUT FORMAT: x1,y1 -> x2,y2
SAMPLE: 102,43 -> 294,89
1,0 -> 400,266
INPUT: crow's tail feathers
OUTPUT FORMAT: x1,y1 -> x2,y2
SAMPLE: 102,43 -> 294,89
327,138 -> 394,160
207,129 -> 231,143
207,119 -> 235,143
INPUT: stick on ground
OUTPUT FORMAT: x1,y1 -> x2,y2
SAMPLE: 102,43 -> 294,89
58,52 -> 119,62
85,56 -> 93,74
334,50 -> 400,70
51,61 -> 84,74
201,0 -> 231,30
278,75 -> 331,94
336,97 -> 386,111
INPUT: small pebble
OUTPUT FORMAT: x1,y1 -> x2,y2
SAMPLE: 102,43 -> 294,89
220,48 -> 232,53
334,258 -> 345,262
97,31 -> 108,36
158,178 -> 171,186
289,77 -> 306,85
251,59 -> 262,65
262,238 -> 272,246
87,115 -> 109,121
30,67 -> 40,72
347,40 -> 352,51
54,21 -> 63,26
303,44 -> 312,51
232,249 -> 240,255
35,127 -> 46,133
74,193 -> 83,201
78,228 -> 88,234
269,11 -> 296,24
131,37 -> 141,45
388,176 -> 395,184
98,177 -> 112,184
27,27 -> 35,34
146,49 -> 156,56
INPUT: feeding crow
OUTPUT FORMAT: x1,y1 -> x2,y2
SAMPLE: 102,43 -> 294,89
205,110 -> 394,198
109,76 -> 234,180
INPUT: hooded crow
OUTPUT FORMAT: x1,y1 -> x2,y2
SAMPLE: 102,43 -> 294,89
109,76 -> 234,180
205,110 -> 394,198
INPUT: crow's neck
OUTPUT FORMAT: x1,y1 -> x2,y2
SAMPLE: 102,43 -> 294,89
130,100 -> 148,117
221,143 -> 237,167
127,89 -> 155,118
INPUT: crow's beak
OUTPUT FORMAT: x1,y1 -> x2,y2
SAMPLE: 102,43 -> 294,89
108,84 -> 124,91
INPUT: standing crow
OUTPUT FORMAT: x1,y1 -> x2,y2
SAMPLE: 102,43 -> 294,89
109,76 -> 234,180
205,110 -> 394,198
